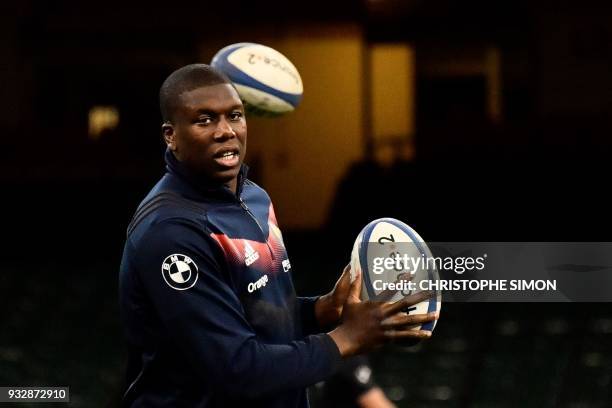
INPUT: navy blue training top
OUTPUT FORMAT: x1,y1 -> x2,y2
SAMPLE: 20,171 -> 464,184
119,150 -> 342,407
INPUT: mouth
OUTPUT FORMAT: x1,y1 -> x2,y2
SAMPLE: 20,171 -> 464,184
213,148 -> 240,168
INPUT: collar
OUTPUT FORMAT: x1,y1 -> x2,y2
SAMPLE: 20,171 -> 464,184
164,148 -> 249,200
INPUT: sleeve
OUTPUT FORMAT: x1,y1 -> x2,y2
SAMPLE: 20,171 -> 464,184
296,296 -> 324,336
132,218 -> 342,399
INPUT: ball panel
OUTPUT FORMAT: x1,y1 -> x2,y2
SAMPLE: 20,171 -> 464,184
350,217 -> 442,333
211,42 -> 304,116
216,58 -> 302,107
350,230 -> 363,283
226,44 -> 303,95
234,84 -> 295,114
359,221 -> 377,300
210,42 -> 253,66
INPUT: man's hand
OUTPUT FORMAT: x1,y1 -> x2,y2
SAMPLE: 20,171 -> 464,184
314,264 -> 354,329
328,266 -> 438,357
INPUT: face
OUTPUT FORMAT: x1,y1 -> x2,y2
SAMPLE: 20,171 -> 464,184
163,83 -> 247,192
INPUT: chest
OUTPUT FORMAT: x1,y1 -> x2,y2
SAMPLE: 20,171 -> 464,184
206,197 -> 298,340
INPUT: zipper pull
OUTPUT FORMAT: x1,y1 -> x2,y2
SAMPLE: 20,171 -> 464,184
239,198 -> 248,211
238,198 -> 275,260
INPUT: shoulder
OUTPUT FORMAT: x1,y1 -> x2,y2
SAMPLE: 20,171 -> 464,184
124,187 -> 222,272
125,216 -> 224,283
127,173 -> 215,234
128,216 -> 209,258
127,189 -> 211,241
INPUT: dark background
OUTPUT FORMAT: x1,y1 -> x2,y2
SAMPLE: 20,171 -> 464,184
1,1 -> 611,407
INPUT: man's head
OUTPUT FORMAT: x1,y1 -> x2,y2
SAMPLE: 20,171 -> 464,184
160,64 -> 247,192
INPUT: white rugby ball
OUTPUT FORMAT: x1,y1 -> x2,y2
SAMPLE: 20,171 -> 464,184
211,42 -> 303,116
350,218 -> 441,333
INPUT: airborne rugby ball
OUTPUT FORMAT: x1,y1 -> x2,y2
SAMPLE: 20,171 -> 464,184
211,42 -> 303,116
350,218 -> 441,332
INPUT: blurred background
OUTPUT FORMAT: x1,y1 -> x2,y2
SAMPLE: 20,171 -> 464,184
1,0 -> 611,406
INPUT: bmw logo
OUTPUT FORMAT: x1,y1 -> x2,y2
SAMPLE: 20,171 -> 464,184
161,254 -> 198,290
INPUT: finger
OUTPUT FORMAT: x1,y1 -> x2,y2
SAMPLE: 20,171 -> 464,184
381,290 -> 435,317
373,289 -> 397,302
384,329 -> 432,340
380,311 -> 439,329
372,272 -> 415,302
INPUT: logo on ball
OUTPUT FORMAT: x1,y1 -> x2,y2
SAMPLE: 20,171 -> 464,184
162,254 -> 198,290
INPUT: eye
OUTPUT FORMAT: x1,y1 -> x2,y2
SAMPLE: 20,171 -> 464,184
229,111 -> 244,121
195,116 -> 213,125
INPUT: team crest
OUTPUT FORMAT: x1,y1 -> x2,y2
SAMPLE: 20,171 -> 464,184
162,254 -> 198,290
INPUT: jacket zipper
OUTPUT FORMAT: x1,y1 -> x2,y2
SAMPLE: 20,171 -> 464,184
238,198 -> 275,260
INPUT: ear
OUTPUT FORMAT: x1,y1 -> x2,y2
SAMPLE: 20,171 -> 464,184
162,122 -> 176,151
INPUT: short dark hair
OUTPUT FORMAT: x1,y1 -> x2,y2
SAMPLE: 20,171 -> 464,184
159,64 -> 233,122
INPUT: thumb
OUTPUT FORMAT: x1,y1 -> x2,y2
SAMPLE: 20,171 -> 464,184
328,264 -> 353,308
346,264 -> 362,304
335,263 -> 352,294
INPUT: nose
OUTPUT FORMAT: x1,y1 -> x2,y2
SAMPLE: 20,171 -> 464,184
214,116 -> 236,140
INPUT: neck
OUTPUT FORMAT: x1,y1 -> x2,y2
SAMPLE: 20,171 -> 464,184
225,178 -> 238,195
165,148 -> 246,198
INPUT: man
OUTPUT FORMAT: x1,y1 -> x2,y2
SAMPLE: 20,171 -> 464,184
119,64 -> 437,407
